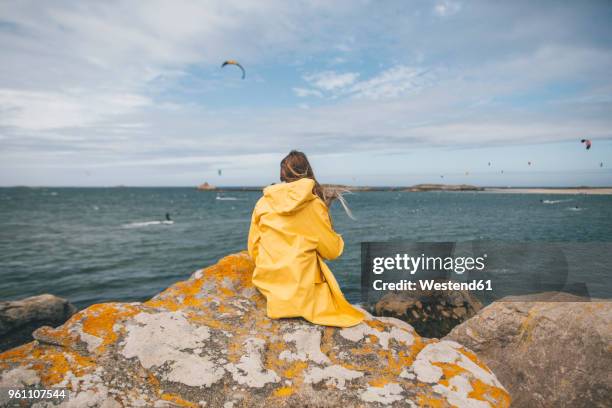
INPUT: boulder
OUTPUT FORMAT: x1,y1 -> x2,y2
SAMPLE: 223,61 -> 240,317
0,294 -> 77,352
373,282 -> 482,338
445,292 -> 612,408
0,253 -> 510,407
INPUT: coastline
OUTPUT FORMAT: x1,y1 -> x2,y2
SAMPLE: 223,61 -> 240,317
483,188 -> 612,195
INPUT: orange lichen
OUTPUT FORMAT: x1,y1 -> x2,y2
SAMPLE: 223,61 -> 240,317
368,377 -> 390,387
218,287 -> 235,297
147,372 -> 160,388
226,339 -> 246,364
160,393 -> 198,408
145,279 -> 205,311
0,343 -> 36,363
433,362 -> 468,381
200,252 -> 254,288
458,347 -> 493,374
81,303 -> 139,352
283,361 -> 308,379
184,311 -> 233,331
30,348 -> 95,385
468,378 -> 511,407
416,394 -> 447,407
145,297 -> 181,311
273,386 -> 294,397
364,319 -> 386,332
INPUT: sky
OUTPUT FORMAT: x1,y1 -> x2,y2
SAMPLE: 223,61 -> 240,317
0,0 -> 611,187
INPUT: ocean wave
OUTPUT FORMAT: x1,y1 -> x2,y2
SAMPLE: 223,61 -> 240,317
542,199 -> 572,204
122,220 -> 174,228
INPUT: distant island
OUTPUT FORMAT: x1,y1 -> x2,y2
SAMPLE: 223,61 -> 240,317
484,187 -> 612,195
193,183 -> 612,195
405,184 -> 484,192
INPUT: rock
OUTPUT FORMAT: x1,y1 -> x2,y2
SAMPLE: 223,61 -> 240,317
197,182 -> 216,191
0,294 -> 77,352
445,292 -> 612,408
373,282 -> 482,338
0,253 -> 510,407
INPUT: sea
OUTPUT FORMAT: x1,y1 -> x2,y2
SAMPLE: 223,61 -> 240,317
1,187 -> 611,309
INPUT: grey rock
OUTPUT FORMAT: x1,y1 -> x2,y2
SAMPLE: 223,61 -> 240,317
0,252 -> 511,407
373,281 -> 482,338
445,292 -> 612,408
0,294 -> 77,352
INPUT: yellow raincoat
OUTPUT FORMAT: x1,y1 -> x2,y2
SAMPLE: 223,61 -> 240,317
248,178 -> 364,327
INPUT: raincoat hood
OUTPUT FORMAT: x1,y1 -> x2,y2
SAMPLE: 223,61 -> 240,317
263,178 -> 317,214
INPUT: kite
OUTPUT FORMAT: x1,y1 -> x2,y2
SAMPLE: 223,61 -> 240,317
581,139 -> 592,150
221,60 -> 245,79
218,169 -> 222,176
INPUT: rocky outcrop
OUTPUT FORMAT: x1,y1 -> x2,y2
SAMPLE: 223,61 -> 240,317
0,294 -> 77,352
0,253 -> 510,407
197,182 -> 216,191
374,284 -> 482,338
445,293 -> 612,408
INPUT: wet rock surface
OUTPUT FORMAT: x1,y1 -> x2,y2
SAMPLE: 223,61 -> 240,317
0,294 -> 77,353
0,253 -> 509,407
445,292 -> 612,408
373,282 -> 482,338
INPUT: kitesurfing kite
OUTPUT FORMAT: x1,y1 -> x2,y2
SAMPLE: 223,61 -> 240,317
528,161 -> 532,166
221,60 -> 245,79
218,169 -> 222,176
581,139 -> 592,150
488,162 -> 491,167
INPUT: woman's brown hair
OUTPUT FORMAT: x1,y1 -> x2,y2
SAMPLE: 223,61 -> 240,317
280,150 -> 326,203
280,150 -> 355,218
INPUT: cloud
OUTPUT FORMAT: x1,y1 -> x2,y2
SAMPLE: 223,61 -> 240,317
299,65 -> 436,100
349,66 -> 435,100
433,1 -> 462,17
303,71 -> 360,91
0,1 -> 611,186
292,87 -> 323,98
0,89 -> 150,130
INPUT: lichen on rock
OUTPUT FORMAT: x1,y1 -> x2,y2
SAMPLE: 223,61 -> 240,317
446,293 -> 611,408
0,252 -> 510,407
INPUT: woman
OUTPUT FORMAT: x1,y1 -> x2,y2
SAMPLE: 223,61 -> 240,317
247,151 -> 364,327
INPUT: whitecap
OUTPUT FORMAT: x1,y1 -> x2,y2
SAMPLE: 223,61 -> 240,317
542,199 -> 572,204
122,220 -> 174,228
